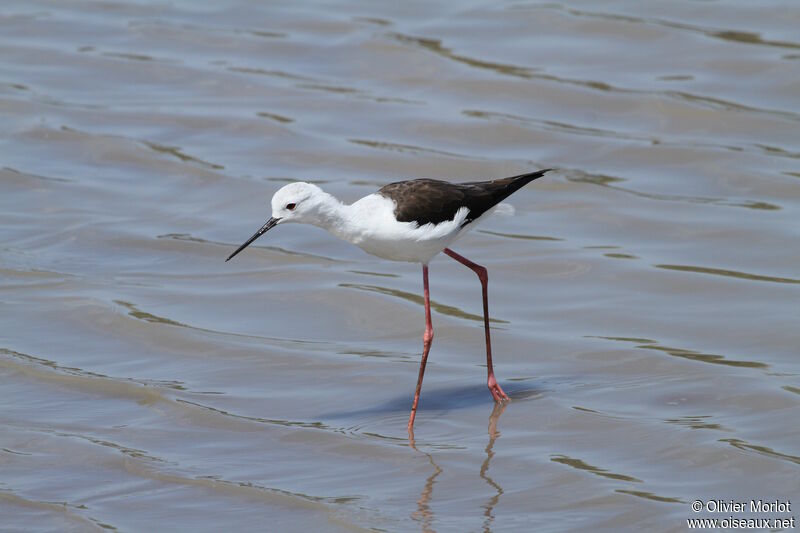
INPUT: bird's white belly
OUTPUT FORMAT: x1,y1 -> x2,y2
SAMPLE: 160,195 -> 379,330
354,231 -> 461,263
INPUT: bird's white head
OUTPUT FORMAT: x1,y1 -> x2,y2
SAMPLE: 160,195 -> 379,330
269,181 -> 326,224
226,182 -> 336,262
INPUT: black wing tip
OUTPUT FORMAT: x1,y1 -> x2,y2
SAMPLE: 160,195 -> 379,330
511,168 -> 553,180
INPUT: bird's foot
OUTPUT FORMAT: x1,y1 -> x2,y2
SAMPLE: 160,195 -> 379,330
488,377 -> 510,403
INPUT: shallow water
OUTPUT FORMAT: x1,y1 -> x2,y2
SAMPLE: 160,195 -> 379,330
1,1 -> 799,531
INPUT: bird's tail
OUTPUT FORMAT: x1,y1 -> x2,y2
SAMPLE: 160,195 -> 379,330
478,168 -> 553,203
497,168 -> 552,191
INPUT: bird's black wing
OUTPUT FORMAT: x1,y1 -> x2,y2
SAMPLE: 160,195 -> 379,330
378,169 -> 551,227
378,179 -> 470,226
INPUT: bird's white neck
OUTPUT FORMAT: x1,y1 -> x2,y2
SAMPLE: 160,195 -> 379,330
304,193 -> 362,242
306,191 -> 401,250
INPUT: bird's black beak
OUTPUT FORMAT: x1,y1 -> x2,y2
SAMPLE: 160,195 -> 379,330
225,217 -> 280,262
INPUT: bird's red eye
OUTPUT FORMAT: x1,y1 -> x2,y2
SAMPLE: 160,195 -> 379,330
286,203 -> 296,211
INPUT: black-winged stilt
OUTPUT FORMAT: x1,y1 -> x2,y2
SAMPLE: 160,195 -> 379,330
226,169 -> 552,430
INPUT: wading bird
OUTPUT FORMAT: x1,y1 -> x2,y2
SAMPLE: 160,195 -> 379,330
226,169 -> 551,430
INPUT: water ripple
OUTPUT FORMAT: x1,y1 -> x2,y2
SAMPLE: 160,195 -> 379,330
720,438 -> 800,466
588,336 -> 768,369
550,454 -> 642,482
464,109 -> 799,161
348,138 -> 475,159
0,490 -> 110,532
655,264 -> 800,285
566,169 -> 781,211
477,229 -> 563,241
394,31 -> 800,120
339,282 -> 508,324
390,32 -> 537,80
509,3 -> 800,51
615,489 -> 684,504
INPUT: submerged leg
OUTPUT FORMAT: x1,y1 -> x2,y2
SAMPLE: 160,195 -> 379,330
409,264 -> 434,430
443,248 -> 509,403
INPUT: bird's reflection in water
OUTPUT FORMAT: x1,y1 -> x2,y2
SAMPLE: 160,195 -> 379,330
408,401 -> 508,533
409,443 -> 441,533
481,401 -> 507,532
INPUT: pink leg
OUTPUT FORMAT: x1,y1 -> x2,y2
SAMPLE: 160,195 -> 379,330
408,264 -> 434,430
443,248 -> 510,403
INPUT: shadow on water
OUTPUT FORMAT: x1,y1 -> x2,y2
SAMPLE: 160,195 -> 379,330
320,383 -> 542,420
